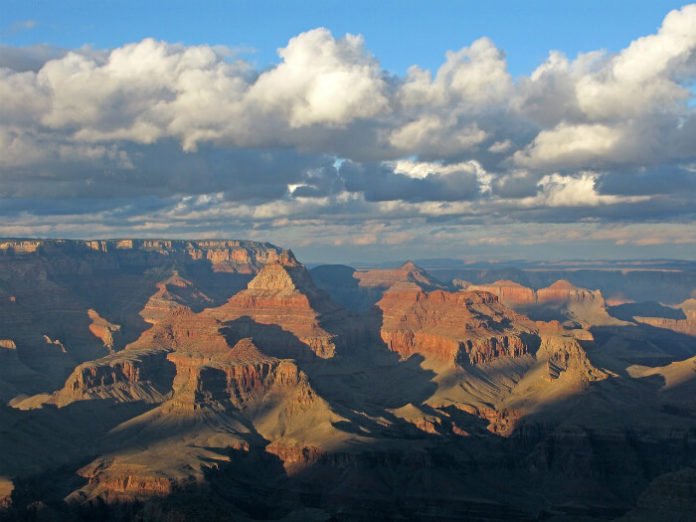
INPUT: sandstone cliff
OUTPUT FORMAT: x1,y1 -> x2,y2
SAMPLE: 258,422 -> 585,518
0,238 -> 291,274
211,261 -> 355,359
468,279 -> 623,327
377,282 -> 536,366
635,299 -> 696,336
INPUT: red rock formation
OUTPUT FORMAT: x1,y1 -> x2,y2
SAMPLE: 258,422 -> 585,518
39,347 -> 175,406
265,441 -> 325,467
354,261 -> 444,290
466,280 -> 536,306
210,261 -> 349,359
468,279 -> 620,327
537,334 -> 603,382
377,283 -> 535,366
76,465 -> 180,502
537,279 -> 592,303
166,338 -> 316,413
130,307 -> 231,353
139,272 -> 213,325
44,256 -> 350,409
469,279 -> 600,307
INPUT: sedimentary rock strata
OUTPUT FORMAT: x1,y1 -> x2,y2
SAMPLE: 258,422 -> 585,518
377,283 -> 535,366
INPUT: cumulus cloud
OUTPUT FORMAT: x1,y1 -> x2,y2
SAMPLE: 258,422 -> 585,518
0,5 -> 695,259
525,172 -> 649,207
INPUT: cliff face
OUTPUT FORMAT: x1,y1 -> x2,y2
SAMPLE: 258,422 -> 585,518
462,280 -> 536,306
635,299 -> 696,336
468,279 -> 600,307
377,283 -> 536,366
165,338 -> 316,413
11,347 -> 175,409
0,238 -> 289,395
468,279 -> 622,327
354,261 -> 445,290
211,262 -> 351,359
0,239 -> 291,274
139,272 -> 214,325
40,258 -> 350,408
311,261 -> 446,312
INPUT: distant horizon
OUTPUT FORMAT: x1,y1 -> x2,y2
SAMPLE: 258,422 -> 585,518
1,236 -> 695,266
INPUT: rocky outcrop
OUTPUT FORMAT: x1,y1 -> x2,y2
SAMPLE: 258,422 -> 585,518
127,307 -> 232,356
0,477 -> 13,509
166,338 -> 316,413
0,238 -> 289,396
139,272 -> 213,325
15,348 -> 175,408
0,339 -> 17,353
355,261 -> 445,291
211,261 -> 350,359
468,279 -> 622,327
42,335 -> 68,353
1,239 -> 291,274
377,283 -> 536,366
312,261 -> 446,313
635,299 -> 696,336
73,461 -> 184,503
87,309 -> 121,350
536,333 -> 604,382
463,280 -> 535,306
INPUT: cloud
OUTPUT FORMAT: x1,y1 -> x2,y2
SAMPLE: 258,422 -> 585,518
513,123 -> 621,169
249,28 -> 389,128
0,5 -> 695,259
525,172 -> 649,207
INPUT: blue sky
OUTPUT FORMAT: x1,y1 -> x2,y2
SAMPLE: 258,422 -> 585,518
1,0 -> 689,76
0,2 -> 695,262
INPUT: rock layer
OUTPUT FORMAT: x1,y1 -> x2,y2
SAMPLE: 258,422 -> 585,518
468,279 -> 622,327
377,283 -> 536,366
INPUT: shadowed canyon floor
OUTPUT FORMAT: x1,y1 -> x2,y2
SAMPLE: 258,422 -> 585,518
0,240 -> 696,521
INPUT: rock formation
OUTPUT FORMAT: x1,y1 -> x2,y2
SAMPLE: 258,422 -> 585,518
635,299 -> 696,336
468,279 -> 623,327
311,261 -> 446,312
2,247 -> 696,521
211,259 -> 353,359
354,261 -> 445,290
165,338 -> 317,413
87,309 -> 121,350
377,282 -> 536,366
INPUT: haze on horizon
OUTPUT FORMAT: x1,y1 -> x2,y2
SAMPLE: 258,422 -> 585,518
1,1 -> 696,263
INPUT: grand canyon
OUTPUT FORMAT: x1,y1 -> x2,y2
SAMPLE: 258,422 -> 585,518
3,2 -> 696,520
0,239 -> 694,521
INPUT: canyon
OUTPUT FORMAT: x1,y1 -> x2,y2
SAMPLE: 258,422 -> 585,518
0,240 -> 695,521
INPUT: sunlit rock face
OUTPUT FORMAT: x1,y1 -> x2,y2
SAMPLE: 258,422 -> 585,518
468,279 -> 625,327
377,283 -> 535,366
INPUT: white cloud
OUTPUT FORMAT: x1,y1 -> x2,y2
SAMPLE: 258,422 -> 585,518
390,158 -> 493,193
249,29 -> 389,128
513,123 -> 621,169
524,172 -> 649,207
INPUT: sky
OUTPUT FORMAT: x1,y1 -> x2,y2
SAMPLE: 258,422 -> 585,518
0,1 -> 695,263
